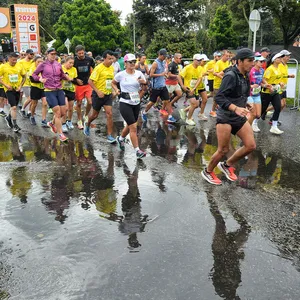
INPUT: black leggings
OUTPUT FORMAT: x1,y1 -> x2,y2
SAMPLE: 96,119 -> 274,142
120,102 -> 140,125
261,93 -> 281,121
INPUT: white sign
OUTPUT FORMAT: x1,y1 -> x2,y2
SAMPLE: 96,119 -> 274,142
20,43 -> 29,51
29,43 -> 39,53
64,38 -> 71,54
249,10 -> 261,51
286,65 -> 297,98
19,33 -> 29,42
28,23 -> 36,32
18,22 -> 27,32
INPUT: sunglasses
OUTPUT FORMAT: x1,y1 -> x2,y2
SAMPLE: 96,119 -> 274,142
127,60 -> 136,64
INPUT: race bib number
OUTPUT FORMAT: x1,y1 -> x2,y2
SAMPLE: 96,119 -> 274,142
252,86 -> 261,94
9,74 -> 18,83
190,79 -> 197,88
106,80 -> 112,90
63,81 -> 72,89
273,84 -> 281,93
129,92 -> 140,104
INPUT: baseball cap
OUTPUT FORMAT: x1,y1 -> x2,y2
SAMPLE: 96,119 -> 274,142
255,56 -> 266,61
47,47 -> 57,54
158,48 -> 168,56
26,49 -> 34,54
261,47 -> 271,53
271,52 -> 284,62
213,51 -> 222,57
199,54 -> 209,61
235,48 -> 255,60
124,53 -> 136,62
280,49 -> 292,56
193,54 -> 202,60
8,52 -> 19,58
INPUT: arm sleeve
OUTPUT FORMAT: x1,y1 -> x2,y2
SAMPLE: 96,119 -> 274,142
215,72 -> 237,110
114,72 -> 122,83
32,63 -> 44,81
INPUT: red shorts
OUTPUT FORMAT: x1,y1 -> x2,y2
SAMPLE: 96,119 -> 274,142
75,85 -> 93,101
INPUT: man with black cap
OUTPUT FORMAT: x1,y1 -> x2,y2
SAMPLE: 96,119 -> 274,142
260,47 -> 271,70
201,48 -> 256,185
141,48 -> 176,123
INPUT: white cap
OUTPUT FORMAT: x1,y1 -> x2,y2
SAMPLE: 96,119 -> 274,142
271,53 -> 284,62
199,54 -> 209,61
193,54 -> 202,60
255,56 -> 266,61
124,53 -> 136,62
280,50 -> 292,56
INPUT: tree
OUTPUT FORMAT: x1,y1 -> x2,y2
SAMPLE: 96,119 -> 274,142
208,5 -> 238,50
53,0 -> 131,55
261,0 -> 300,49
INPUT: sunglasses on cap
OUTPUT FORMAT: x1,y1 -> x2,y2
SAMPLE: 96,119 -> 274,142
127,60 -> 137,64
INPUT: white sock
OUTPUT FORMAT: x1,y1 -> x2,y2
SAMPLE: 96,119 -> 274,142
119,136 -> 124,141
272,120 -> 278,127
0,108 -> 3,112
253,119 -> 258,125
134,147 -> 140,152
143,110 -> 147,114
168,115 -> 172,118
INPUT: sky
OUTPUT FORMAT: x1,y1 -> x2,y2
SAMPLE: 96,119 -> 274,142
105,0 -> 133,24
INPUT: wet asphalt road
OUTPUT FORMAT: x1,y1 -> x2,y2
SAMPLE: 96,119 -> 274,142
0,99 -> 300,300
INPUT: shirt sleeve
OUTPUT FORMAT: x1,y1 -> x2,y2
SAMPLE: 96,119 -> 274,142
180,66 -> 186,78
89,67 -> 98,81
90,57 -> 95,69
114,71 -> 122,82
215,72 -> 237,110
32,63 -> 44,81
138,70 -> 146,81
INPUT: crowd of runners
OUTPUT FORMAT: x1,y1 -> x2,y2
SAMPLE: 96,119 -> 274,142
0,45 -> 295,184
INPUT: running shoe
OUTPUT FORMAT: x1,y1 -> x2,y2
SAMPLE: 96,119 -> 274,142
252,123 -> 260,132
30,116 -> 36,125
48,108 -> 53,114
26,112 -> 31,118
107,135 -> 116,143
41,120 -> 49,127
159,109 -> 168,116
84,115 -> 89,123
266,111 -> 273,118
59,133 -> 68,142
0,111 -> 7,117
153,104 -> 162,111
209,111 -> 217,118
47,121 -> 57,134
141,111 -> 147,122
270,126 -> 284,135
5,115 -> 13,128
217,162 -> 238,181
77,120 -> 84,129
62,123 -> 68,133
186,118 -> 196,126
66,120 -> 74,129
167,116 -> 176,123
116,136 -> 125,151
83,122 -> 90,136
179,108 -> 186,120
198,113 -> 208,121
201,169 -> 222,185
13,124 -> 21,133
136,149 -> 146,159
269,120 -> 282,126
19,109 -> 26,118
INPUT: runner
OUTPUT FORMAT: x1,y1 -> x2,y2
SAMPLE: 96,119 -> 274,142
247,54 -> 270,132
0,52 -> 26,132
135,54 -> 150,101
74,45 -> 95,129
61,56 -> 78,132
179,54 -> 203,125
28,55 -> 49,127
165,53 -> 184,107
32,48 -> 72,142
0,57 -> 7,117
206,52 -> 221,98
141,49 -> 176,123
261,52 -> 285,135
197,54 -> 210,120
18,49 -> 34,117
84,50 -> 117,143
211,50 -> 230,117
201,48 -> 256,185
111,53 -> 147,158
260,47 -> 271,70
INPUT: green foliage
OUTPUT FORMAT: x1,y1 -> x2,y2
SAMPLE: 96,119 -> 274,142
53,0 -> 131,55
208,5 -> 238,50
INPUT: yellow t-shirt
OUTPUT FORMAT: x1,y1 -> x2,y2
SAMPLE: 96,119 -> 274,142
180,64 -> 202,91
0,64 -> 3,88
213,59 -> 230,89
17,59 -> 33,87
0,62 -> 26,92
62,65 -> 77,92
89,63 -> 114,94
205,60 -> 216,80
28,65 -> 44,89
197,65 -> 207,90
278,63 -> 288,84
263,65 -> 283,94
